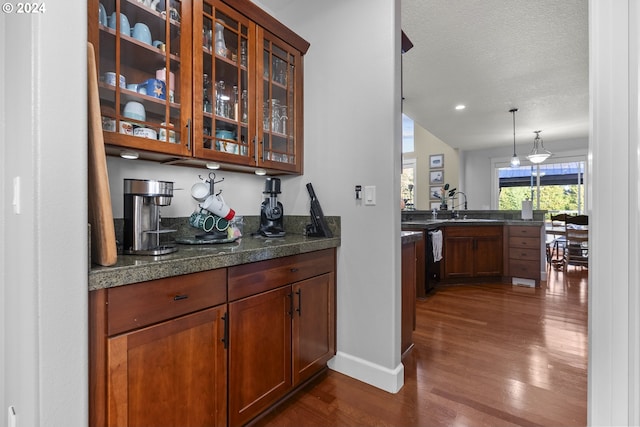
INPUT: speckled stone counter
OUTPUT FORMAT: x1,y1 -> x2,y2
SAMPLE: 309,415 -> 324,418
401,230 -> 424,244
90,215 -> 340,291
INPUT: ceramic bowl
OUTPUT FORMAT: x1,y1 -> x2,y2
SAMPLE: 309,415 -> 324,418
133,127 -> 157,139
123,101 -> 145,122
132,22 -> 152,45
108,12 -> 130,35
215,130 -> 235,140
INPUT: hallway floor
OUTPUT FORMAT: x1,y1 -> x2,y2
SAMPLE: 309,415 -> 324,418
255,267 -> 588,426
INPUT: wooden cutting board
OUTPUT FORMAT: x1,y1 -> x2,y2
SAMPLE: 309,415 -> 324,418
87,42 -> 117,266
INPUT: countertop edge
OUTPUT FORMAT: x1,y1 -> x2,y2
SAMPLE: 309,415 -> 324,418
89,236 -> 341,291
401,219 -> 544,229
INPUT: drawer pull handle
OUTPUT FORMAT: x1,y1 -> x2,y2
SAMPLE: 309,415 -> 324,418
173,294 -> 189,301
290,268 -> 299,273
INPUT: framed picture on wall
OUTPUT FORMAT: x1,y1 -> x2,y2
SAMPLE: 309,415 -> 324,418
429,170 -> 444,185
430,186 -> 442,200
430,154 -> 444,169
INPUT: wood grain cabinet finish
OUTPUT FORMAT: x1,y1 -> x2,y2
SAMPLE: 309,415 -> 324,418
401,240 -> 417,356
90,270 -> 228,427
227,249 -> 336,426
88,0 -> 309,174
443,226 -> 503,279
506,225 -> 542,282
90,249 -> 337,427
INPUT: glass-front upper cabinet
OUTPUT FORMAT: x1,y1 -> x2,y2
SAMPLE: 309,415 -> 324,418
92,0 -> 192,156
193,1 -> 255,167
257,28 -> 302,174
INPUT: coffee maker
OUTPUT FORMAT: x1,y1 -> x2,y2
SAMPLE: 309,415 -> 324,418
258,177 -> 285,237
123,179 -> 177,255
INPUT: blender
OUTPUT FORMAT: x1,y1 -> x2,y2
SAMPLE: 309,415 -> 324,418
258,177 -> 285,237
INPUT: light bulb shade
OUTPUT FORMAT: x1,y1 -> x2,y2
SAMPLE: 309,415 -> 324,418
527,152 -> 551,164
510,155 -> 521,168
526,131 -> 552,164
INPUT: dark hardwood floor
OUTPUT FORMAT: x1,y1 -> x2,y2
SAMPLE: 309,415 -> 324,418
255,265 -> 588,426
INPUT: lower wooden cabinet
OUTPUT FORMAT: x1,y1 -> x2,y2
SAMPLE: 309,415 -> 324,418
107,307 -> 227,427
90,249 -> 336,427
443,226 -> 503,279
90,269 -> 228,427
227,250 -> 336,426
506,225 -> 542,283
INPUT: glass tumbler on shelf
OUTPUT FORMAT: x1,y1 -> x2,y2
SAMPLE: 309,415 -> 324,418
280,105 -> 289,136
241,90 -> 248,123
216,81 -> 229,118
263,102 -> 270,131
270,99 -> 281,133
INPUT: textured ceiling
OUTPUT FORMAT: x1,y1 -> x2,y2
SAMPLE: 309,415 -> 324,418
401,0 -> 589,151
259,0 -> 589,152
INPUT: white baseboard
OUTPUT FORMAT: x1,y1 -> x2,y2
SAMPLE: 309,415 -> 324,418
327,351 -> 404,393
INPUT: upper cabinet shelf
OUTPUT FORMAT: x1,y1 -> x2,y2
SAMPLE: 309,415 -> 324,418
89,0 -> 309,175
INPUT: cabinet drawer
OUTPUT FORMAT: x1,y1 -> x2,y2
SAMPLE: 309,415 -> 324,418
509,236 -> 539,249
509,226 -> 540,238
228,249 -> 335,301
509,247 -> 540,261
509,259 -> 540,279
445,225 -> 502,238
107,269 -> 227,336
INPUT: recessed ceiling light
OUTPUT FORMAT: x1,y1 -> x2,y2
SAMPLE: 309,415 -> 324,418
206,162 -> 220,170
255,168 -> 267,176
455,104 -> 466,110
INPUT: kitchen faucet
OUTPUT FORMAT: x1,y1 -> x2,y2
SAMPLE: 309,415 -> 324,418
449,191 -> 468,219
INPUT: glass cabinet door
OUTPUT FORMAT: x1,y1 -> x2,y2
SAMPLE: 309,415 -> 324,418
193,1 -> 255,166
96,0 -> 192,156
258,29 -> 302,173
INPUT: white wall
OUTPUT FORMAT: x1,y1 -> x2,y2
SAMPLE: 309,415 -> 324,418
589,1 -> 640,424
461,137 -> 588,209
1,5 -> 88,427
256,0 -> 405,392
403,121 -> 460,210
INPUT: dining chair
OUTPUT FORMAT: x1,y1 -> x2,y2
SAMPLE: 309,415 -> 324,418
563,214 -> 589,271
547,213 -> 569,268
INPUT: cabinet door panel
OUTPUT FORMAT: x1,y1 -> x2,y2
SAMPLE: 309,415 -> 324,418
443,236 -> 474,278
93,0 -> 192,157
107,307 -> 227,427
228,286 -> 292,426
293,273 -> 335,385
474,236 -> 503,276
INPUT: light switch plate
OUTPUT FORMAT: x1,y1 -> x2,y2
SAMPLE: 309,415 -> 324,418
8,406 -> 16,427
364,185 -> 376,205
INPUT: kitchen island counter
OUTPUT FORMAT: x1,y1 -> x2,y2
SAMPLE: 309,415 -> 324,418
89,233 -> 341,291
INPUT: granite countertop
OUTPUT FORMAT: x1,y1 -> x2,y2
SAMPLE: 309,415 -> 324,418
90,233 -> 341,291
401,230 -> 424,244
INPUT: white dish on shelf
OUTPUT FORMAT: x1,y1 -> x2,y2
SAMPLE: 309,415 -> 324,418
123,101 -> 145,122
134,127 -> 157,139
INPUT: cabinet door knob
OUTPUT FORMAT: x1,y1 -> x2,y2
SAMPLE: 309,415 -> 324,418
173,294 -> 189,301
290,267 -> 299,272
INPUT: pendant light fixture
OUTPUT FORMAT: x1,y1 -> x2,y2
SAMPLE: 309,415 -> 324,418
526,130 -> 552,164
509,108 -> 520,168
